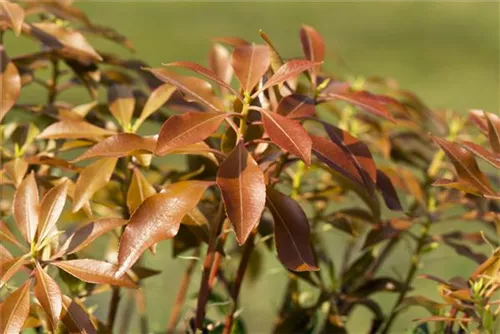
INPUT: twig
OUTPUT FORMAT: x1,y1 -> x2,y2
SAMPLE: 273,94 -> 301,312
107,287 -> 121,332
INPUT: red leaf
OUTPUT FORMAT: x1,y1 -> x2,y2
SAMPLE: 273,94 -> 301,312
34,263 -> 62,331
0,280 -> 31,334
258,59 -> 321,94
267,188 -> 318,272
14,172 -> 39,243
231,44 -> 270,93
209,43 -> 234,86
117,181 -> 212,276
459,140 -> 500,169
299,25 -> 325,78
217,141 -> 266,244
277,94 -> 315,119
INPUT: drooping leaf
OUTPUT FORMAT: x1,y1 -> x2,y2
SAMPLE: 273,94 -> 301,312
155,111 -> 228,156
37,180 -> 68,242
117,181 -> 212,276
38,120 -> 115,140
134,83 -> 176,130
56,218 -> 127,256
258,60 -> 320,94
375,169 -> 403,211
34,263 -> 62,331
73,158 -> 118,212
14,172 -> 39,243
4,158 -> 28,187
61,295 -> 97,334
231,44 -> 270,93
0,46 -> 21,121
53,259 -> 137,288
0,0 -> 25,36
208,43 -> 233,85
73,133 -> 156,162
147,68 -> 224,112
259,108 -> 311,165
108,84 -> 135,129
266,188 -> 318,272
0,280 -> 31,334
299,25 -> 325,79
277,94 -> 315,119
217,141 -> 266,244
459,140 -> 500,169
127,168 -> 156,215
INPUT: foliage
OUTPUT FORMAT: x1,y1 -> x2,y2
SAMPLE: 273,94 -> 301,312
1,1 -> 499,333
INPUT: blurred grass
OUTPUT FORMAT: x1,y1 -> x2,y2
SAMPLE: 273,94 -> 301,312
5,1 -> 499,333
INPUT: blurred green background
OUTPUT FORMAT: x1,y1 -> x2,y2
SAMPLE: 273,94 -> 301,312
6,1 -> 499,333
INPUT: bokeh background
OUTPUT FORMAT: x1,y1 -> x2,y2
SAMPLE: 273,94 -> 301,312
6,1 -> 499,333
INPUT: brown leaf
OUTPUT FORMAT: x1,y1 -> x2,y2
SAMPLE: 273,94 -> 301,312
267,188 -> 318,272
61,295 -> 96,334
53,259 -> 137,288
375,169 -> 403,211
14,172 -> 39,243
0,280 -> 31,334
0,0 -> 24,36
155,111 -> 228,156
259,108 -> 311,165
299,25 -> 325,78
134,83 -> 176,130
277,94 -> 315,119
0,46 -> 21,121
147,67 -> 224,112
4,158 -> 28,187
208,43 -> 233,85
108,84 -> 135,129
56,218 -> 127,257
38,120 -> 115,140
127,168 -> 156,215
258,60 -> 320,94
217,141 -> 266,244
37,180 -> 68,242
231,44 -> 270,93
459,140 -> 500,169
73,158 -> 118,212
117,181 -> 212,276
484,111 -> 500,153
34,263 -> 62,331
73,133 -> 156,162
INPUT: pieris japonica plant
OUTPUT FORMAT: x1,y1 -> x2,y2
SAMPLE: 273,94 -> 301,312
1,1 -> 499,333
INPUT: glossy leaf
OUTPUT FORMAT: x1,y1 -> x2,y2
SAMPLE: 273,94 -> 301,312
299,25 -> 324,78
259,108 -> 312,165
14,172 -> 39,243
73,158 -> 118,212
155,111 -> 228,156
38,180 -> 68,242
61,295 -> 96,334
0,0 -> 24,36
258,60 -> 320,93
134,83 -> 176,130
34,263 -> 62,331
54,259 -> 137,288
127,168 -> 156,215
217,141 -> 266,244
147,67 -> 224,112
38,120 -> 115,140
277,94 -> 315,119
108,84 -> 135,129
0,46 -> 21,121
231,44 -> 270,93
0,280 -> 31,334
459,140 -> 500,169
73,133 -> 156,162
117,181 -> 212,276
267,187 -> 318,272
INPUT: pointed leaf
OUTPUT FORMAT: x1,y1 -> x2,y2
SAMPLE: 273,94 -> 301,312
0,0 -> 24,36
73,158 -> 118,212
217,141 -> 266,244
259,30 -> 285,72
73,133 -> 156,162
34,263 -> 62,331
0,46 -> 21,121
38,180 -> 68,242
134,83 -> 176,130
459,140 -> 500,169
277,94 -> 315,119
231,44 -> 270,93
4,158 -> 28,187
14,172 -> 39,243
53,259 -> 137,288
208,43 -> 233,85
259,108 -> 311,165
299,25 -> 325,77
117,181 -> 212,276
0,280 -> 31,334
148,68 -> 224,112
484,111 -> 500,153
61,295 -> 96,334
258,60 -> 320,93
155,111 -> 228,156
38,120 -> 115,140
375,169 -> 403,211
267,188 -> 318,272
127,168 -> 156,215
108,84 -> 135,129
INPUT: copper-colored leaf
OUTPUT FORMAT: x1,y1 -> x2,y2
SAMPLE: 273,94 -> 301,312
73,158 -> 118,212
321,91 -> 395,122
277,94 -> 315,119
54,259 -> 137,288
299,25 -> 325,78
459,140 -> 500,169
37,180 -> 68,242
117,181 -> 212,276
73,133 -> 156,162
147,67 -> 224,112
217,141 -> 266,244
134,83 -> 176,130
61,295 -> 96,334
108,84 -> 135,129
375,169 -> 403,211
56,218 -> 127,257
34,263 -> 62,331
4,158 -> 28,187
0,0 -> 24,36
127,168 -> 156,215
155,111 -> 228,156
266,188 -> 318,272
38,120 -> 115,140
0,256 -> 29,287
14,172 -> 39,243
0,46 -> 21,121
431,135 -> 496,197
208,43 -> 233,85
259,108 -> 311,165
0,280 -> 31,334
258,60 -> 320,94
231,44 -> 270,93
484,111 -> 500,153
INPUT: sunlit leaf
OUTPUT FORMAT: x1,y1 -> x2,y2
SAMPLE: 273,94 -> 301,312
0,46 -> 21,121
484,111 -> 500,153
0,280 -> 31,334
14,172 -> 39,243
34,263 -> 62,331
38,120 -> 115,140
217,141 -> 266,244
212,36 -> 250,47
61,295 -> 96,334
231,44 -> 270,93
0,221 -> 27,251
38,180 -> 68,242
127,168 -> 156,215
0,256 -> 29,287
259,30 -> 284,73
